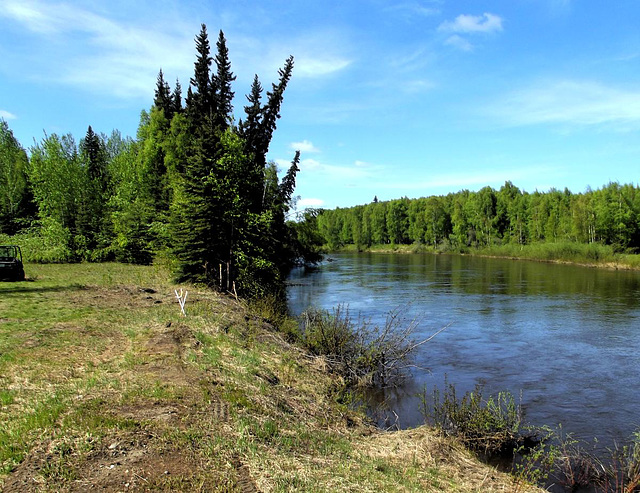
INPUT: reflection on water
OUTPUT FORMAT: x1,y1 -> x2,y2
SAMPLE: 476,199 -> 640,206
287,253 -> 640,447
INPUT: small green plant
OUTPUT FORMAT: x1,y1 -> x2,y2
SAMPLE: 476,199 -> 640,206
548,427 -> 601,491
597,431 -> 640,493
511,427 -> 558,491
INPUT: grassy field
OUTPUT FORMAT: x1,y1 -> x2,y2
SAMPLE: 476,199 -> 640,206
0,262 -> 543,492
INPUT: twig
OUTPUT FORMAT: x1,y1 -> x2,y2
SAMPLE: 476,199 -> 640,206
134,472 -> 149,483
174,288 -> 188,316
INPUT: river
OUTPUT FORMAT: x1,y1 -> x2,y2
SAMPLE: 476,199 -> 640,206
287,252 -> 640,448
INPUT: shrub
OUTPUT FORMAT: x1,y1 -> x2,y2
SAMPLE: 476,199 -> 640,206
300,305 -> 441,388
422,381 -> 536,457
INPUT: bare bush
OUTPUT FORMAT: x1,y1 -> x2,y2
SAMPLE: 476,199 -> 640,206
300,304 -> 445,388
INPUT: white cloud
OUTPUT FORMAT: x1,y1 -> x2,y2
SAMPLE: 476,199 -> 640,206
296,56 -> 351,78
298,198 -> 324,208
290,140 -> 320,153
296,157 -> 379,180
439,13 -> 503,34
490,79 -> 640,128
0,110 -> 17,120
2,0 -> 61,34
0,0 -> 194,99
444,35 -> 473,52
254,29 -> 352,80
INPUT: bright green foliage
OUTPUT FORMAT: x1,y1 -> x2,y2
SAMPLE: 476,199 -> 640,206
370,201 -> 388,245
0,120 -> 34,234
425,382 -> 527,456
386,199 -> 409,245
289,209 -> 324,264
106,131 -> 155,264
28,133 -> 85,260
314,181 -> 640,253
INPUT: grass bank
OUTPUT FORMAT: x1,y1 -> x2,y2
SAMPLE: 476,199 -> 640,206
0,262 -> 544,492
334,241 -> 640,270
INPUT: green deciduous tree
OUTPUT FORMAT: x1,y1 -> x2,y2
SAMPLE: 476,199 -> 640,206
0,120 -> 34,234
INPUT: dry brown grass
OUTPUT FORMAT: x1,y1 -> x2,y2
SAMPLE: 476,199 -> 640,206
0,262 -> 545,492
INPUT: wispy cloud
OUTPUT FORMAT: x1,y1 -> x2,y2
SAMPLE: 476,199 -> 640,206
489,79 -> 640,129
439,13 -> 503,34
0,0 -> 196,99
444,35 -> 473,52
0,110 -> 17,120
256,29 -> 352,80
290,140 -> 320,153
385,2 -> 441,20
438,13 -> 503,52
277,157 -> 380,181
400,79 -> 436,93
296,56 -> 351,78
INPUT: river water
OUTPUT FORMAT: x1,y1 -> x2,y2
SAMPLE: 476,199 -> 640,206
287,252 -> 640,447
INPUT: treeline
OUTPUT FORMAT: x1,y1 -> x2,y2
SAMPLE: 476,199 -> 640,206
315,182 -> 640,252
0,25 -> 321,297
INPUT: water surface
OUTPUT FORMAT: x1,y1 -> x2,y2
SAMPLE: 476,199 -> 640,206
287,252 -> 640,446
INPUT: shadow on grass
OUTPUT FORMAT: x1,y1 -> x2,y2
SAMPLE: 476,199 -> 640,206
0,283 -> 86,295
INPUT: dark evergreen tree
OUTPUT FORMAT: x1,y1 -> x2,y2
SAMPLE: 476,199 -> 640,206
171,78 -> 183,115
82,126 -> 108,189
186,24 -> 213,124
154,69 -> 173,117
239,75 -> 263,152
168,25 -> 300,295
212,30 -> 236,131
258,56 -> 294,165
77,126 -> 110,255
239,75 -> 265,212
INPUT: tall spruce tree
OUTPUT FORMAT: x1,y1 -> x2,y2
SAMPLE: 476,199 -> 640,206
77,126 -> 109,254
171,79 -> 183,115
154,69 -> 173,117
168,25 -> 299,295
186,24 -> 213,125
212,30 -> 235,131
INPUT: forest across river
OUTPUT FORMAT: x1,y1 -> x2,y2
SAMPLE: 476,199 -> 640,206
287,252 -> 640,450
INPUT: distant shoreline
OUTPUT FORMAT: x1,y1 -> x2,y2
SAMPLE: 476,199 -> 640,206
328,242 -> 640,271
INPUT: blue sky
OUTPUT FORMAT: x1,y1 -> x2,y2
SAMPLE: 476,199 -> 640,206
2,0 -> 640,210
